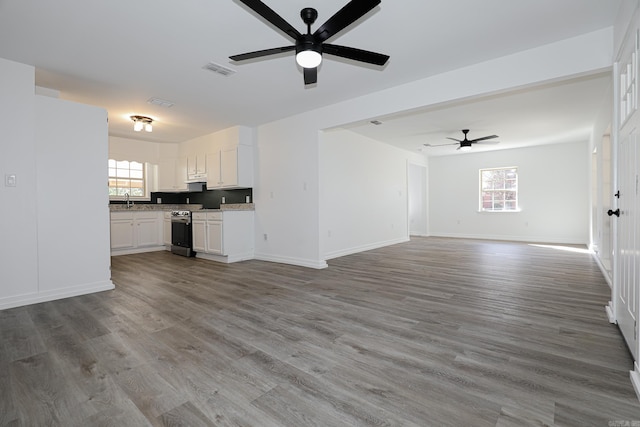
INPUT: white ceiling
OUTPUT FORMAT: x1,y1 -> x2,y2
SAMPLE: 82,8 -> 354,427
343,72 -> 613,156
0,0 -> 620,152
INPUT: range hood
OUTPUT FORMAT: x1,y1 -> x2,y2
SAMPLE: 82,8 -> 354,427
185,173 -> 207,183
187,182 -> 206,192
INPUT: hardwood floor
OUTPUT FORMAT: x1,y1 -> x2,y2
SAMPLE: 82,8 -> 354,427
2,237 -> 640,426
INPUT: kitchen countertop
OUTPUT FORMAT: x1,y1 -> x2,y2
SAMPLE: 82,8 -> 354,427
110,203 -> 254,212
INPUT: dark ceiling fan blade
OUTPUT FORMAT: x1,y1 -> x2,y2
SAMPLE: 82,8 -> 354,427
313,0 -> 381,43
476,140 -> 500,145
236,0 -> 301,40
322,44 -> 389,66
424,142 -> 459,147
469,135 -> 499,143
446,137 -> 462,142
230,45 -> 295,61
304,67 -> 317,85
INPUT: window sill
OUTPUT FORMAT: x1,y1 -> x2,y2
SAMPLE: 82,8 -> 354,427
477,209 -> 522,213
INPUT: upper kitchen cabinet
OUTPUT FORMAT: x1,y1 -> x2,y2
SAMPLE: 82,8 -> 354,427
157,157 -> 187,191
156,140 -> 187,192
187,152 -> 206,180
206,144 -> 253,188
181,125 -> 254,189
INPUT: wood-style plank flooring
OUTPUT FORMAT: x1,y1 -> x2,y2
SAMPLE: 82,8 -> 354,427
2,237 -> 640,426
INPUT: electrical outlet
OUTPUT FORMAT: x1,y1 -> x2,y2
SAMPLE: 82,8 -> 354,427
5,174 -> 16,187
221,196 -> 226,204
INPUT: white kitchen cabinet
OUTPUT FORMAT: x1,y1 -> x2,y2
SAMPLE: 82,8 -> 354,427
220,147 -> 239,187
163,212 -> 172,246
192,213 -> 207,253
205,151 -> 221,187
136,215 -> 161,247
206,214 -> 223,255
110,212 -> 135,249
110,211 -> 164,255
206,144 -> 252,189
191,210 -> 253,262
187,153 -> 206,179
157,157 -> 188,191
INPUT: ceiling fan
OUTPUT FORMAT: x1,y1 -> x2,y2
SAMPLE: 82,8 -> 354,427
424,129 -> 499,151
229,0 -> 390,85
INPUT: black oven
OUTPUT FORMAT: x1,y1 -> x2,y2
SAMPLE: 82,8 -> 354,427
171,210 -> 194,257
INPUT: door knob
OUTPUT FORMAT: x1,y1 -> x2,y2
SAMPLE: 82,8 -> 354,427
607,209 -> 620,217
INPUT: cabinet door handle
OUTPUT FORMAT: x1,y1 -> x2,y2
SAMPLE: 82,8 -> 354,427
607,209 -> 620,217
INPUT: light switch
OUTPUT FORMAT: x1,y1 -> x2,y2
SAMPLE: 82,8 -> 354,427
5,174 -> 16,187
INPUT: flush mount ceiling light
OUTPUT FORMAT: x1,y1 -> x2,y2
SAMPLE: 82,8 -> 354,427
130,115 -> 153,132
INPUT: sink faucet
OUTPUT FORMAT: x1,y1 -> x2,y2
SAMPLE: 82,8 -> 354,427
125,193 -> 132,209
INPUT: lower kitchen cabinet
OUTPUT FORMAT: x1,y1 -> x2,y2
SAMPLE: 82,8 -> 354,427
110,211 -> 165,255
191,210 -> 253,263
192,218 -> 207,253
163,212 -> 172,246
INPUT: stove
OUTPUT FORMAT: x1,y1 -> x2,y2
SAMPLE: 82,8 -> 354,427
170,210 -> 194,257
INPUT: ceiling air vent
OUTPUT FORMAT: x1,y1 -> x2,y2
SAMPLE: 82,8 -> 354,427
147,97 -> 174,108
202,62 -> 236,77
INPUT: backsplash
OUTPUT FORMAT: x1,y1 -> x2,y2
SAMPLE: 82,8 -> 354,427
110,188 -> 252,209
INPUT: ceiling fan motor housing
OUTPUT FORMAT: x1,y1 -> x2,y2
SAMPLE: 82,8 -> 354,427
300,7 -> 318,26
296,34 -> 322,56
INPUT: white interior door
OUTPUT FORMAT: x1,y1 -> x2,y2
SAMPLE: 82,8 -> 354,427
616,131 -> 639,360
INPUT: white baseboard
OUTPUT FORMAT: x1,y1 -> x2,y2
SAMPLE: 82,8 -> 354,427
631,363 -> 640,403
324,237 -> 410,261
428,232 -> 587,245
194,251 -> 254,264
254,253 -> 328,269
592,253 -> 613,288
605,301 -> 616,324
0,280 -> 115,311
110,246 -> 166,256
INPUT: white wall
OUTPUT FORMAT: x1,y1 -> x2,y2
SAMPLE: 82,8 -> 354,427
408,163 -> 428,236
0,57 -> 113,310
428,141 -> 590,244
253,29 -> 614,267
254,117 -> 324,268
319,129 -> 424,260
0,57 -> 39,300
35,96 -> 113,296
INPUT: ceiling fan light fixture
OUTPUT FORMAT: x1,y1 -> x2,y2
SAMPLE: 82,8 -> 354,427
459,145 -> 472,151
296,50 -> 322,68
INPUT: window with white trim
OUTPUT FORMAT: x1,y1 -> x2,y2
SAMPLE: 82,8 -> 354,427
479,167 -> 518,212
108,159 -> 146,198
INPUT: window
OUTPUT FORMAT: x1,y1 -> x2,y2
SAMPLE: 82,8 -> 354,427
108,159 -> 146,198
480,167 -> 518,212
